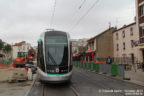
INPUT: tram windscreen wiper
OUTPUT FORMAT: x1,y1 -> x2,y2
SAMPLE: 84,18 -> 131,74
47,50 -> 57,65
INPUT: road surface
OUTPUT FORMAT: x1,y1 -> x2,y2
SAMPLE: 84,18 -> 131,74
27,67 -> 144,96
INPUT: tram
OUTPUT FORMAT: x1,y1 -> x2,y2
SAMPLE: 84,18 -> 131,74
37,30 -> 72,83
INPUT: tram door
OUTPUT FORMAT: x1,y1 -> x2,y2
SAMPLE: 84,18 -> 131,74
143,50 -> 144,62
37,41 -> 45,72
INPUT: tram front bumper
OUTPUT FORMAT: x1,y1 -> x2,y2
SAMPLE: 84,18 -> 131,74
37,68 -> 72,82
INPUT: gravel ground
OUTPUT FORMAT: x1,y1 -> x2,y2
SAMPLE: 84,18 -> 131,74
0,81 -> 32,96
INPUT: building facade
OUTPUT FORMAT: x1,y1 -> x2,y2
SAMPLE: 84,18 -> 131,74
96,27 -> 116,59
71,38 -> 88,54
113,22 -> 140,64
87,38 -> 96,51
83,27 -> 116,62
136,0 -> 144,62
83,37 -> 96,62
12,41 -> 31,59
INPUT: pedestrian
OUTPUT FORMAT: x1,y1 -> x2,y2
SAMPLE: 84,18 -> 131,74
142,61 -> 144,72
106,56 -> 112,64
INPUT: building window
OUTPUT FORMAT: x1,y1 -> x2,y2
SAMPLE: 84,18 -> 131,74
116,33 -> 118,40
23,46 -> 25,50
130,27 -> 133,36
131,40 -> 134,48
122,30 -> 125,38
116,44 -> 119,51
92,41 -> 94,50
131,53 -> 135,64
122,54 -> 127,64
123,42 -> 126,50
141,26 -> 144,37
140,5 -> 144,16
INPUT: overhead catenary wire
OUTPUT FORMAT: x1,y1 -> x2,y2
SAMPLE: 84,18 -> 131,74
79,0 -> 86,9
50,0 -> 57,29
59,0 -> 86,31
70,0 -> 99,32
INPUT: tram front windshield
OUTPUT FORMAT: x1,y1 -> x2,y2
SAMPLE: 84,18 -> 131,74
45,36 -> 68,66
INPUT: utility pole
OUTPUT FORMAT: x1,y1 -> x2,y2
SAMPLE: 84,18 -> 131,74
109,22 -> 111,28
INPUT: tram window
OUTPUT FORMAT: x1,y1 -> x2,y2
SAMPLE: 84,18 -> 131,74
45,36 -> 67,45
45,35 -> 68,66
46,45 -> 68,65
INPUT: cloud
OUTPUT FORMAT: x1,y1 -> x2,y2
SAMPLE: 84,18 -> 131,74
0,0 -> 135,46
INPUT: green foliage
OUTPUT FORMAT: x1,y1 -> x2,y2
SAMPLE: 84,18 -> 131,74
0,39 -> 4,50
3,44 -> 12,53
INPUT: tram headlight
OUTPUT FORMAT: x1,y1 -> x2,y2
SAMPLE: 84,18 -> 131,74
61,70 -> 64,72
51,70 -> 55,73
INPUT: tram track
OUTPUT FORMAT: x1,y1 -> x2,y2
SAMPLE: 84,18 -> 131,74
40,83 -> 79,96
28,69 -> 123,96
26,68 -> 144,96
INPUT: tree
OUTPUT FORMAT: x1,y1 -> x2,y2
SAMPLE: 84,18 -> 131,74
0,39 -> 4,50
3,44 -> 12,53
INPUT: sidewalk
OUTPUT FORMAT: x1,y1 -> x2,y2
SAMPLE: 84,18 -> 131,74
0,80 -> 32,96
125,69 -> 144,86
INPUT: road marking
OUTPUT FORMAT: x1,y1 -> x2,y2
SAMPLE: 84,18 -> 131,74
25,74 -> 37,96
70,86 -> 80,96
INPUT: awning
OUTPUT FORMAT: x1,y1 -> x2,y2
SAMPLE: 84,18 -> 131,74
72,54 -> 80,57
86,50 -> 95,53
0,54 -> 5,57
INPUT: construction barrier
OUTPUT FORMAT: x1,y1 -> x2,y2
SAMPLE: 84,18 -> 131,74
8,68 -> 28,82
112,64 -> 118,76
0,58 -> 13,65
99,64 -> 112,74
118,65 -> 125,78
0,68 -> 28,82
73,61 -> 125,78
93,63 -> 99,72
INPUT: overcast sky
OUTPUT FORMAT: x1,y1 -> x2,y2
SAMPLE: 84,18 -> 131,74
0,0 -> 135,46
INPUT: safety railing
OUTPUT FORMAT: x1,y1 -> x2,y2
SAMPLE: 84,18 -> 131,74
73,61 -> 125,78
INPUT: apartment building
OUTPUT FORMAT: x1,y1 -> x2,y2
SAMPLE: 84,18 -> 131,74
136,0 -> 144,62
83,27 -> 116,62
113,22 -> 140,64
84,37 -> 96,62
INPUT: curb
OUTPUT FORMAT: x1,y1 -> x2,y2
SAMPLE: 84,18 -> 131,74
96,72 -> 144,87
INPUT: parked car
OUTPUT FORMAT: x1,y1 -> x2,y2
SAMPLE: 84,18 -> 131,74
25,64 -> 37,74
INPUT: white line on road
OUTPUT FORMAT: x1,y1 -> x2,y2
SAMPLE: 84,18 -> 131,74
70,86 -> 80,96
25,74 -> 37,96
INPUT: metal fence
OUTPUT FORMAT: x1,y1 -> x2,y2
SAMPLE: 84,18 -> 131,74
0,58 -> 13,65
113,57 -> 139,65
96,57 -> 139,65
95,57 -> 142,71
73,61 -> 125,78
